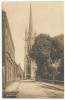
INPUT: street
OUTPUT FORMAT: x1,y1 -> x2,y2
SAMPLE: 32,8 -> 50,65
15,80 -> 64,98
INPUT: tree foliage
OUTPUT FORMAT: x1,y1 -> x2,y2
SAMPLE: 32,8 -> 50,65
51,34 -> 64,80
30,33 -> 52,66
51,34 -> 64,61
29,33 -> 64,81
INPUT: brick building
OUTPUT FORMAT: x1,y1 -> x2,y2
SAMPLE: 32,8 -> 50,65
2,10 -> 23,89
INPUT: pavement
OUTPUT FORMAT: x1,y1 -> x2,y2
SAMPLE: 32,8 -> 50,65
3,81 -> 19,98
4,81 -> 19,92
3,80 -> 64,98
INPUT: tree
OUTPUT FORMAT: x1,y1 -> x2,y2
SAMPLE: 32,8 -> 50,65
29,33 -> 64,81
29,33 -> 52,79
51,34 -> 64,81
51,34 -> 64,61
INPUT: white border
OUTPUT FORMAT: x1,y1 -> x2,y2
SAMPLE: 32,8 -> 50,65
1,0 -> 65,2
0,0 -> 64,100
0,0 -> 2,100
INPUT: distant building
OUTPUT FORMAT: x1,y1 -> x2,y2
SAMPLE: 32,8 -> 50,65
17,63 -> 24,80
2,10 -> 23,89
24,5 -> 37,80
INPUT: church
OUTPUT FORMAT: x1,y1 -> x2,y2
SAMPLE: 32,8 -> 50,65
24,5 -> 37,80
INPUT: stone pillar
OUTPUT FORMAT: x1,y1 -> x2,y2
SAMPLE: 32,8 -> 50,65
10,61 -> 12,83
12,66 -> 13,81
2,65 -> 6,89
10,60 -> 11,83
14,64 -> 15,81
6,55 -> 9,85
9,61 -> 10,83
8,58 -> 9,84
5,56 -> 8,87
14,65 -> 15,82
14,65 -> 15,81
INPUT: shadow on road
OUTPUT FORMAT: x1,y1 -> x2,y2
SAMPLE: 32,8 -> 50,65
39,83 -> 64,91
3,91 -> 19,98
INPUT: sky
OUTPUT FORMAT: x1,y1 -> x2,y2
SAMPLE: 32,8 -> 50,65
2,1 -> 64,70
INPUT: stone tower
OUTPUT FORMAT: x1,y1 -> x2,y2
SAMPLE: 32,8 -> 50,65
24,5 -> 36,80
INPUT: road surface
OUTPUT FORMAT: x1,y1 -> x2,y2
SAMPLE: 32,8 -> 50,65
16,80 -> 64,98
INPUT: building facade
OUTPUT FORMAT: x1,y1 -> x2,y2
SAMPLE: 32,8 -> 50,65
2,10 -> 23,89
16,63 -> 24,80
24,5 -> 37,80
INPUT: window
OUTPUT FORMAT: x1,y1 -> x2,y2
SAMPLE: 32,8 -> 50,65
6,28 -> 8,36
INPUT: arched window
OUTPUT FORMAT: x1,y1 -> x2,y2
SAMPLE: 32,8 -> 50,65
6,28 -> 8,36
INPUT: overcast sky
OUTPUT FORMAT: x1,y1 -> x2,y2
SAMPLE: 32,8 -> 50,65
2,1 -> 64,70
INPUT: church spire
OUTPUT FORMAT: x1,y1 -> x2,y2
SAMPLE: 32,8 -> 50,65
29,4 -> 33,33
